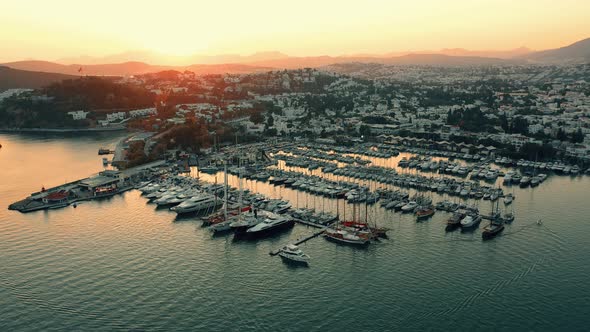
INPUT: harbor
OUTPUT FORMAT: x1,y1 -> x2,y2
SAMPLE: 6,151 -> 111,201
1,133 -> 589,331
8,136 -> 589,254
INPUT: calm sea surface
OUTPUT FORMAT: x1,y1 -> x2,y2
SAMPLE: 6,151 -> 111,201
1,133 -> 590,331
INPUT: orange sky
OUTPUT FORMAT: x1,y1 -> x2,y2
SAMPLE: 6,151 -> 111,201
1,0 -> 589,63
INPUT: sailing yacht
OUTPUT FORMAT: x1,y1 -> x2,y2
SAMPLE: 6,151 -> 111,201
482,220 -> 505,240
324,227 -> 370,246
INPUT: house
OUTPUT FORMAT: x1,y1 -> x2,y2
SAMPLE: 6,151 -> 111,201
106,112 -> 126,122
129,108 -> 157,118
67,110 -> 89,120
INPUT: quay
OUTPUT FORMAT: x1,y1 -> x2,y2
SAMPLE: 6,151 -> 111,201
8,160 -> 166,213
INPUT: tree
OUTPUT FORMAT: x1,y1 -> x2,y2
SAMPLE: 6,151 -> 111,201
511,117 -> 529,135
249,112 -> 264,124
264,128 -> 278,137
556,128 -> 567,141
571,128 -> 585,143
266,114 -> 274,128
359,125 -> 371,136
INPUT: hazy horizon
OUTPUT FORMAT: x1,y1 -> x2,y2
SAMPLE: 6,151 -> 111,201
2,0 -> 589,64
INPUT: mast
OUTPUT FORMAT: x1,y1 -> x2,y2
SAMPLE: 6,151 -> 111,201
365,191 -> 368,224
238,156 -> 243,217
223,161 -> 228,221
342,197 -> 345,223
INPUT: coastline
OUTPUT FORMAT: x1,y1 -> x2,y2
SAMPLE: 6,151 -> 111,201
0,126 -> 127,133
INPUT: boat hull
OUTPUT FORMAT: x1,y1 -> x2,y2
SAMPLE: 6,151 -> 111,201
244,219 -> 295,239
482,225 -> 505,240
323,233 -> 370,246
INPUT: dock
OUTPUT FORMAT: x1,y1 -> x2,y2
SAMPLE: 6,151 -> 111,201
8,160 -> 166,213
269,221 -> 334,256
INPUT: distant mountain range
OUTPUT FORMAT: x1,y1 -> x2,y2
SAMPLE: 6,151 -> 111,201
519,38 -> 590,64
56,51 -> 290,67
0,38 -> 588,89
1,60 -> 273,77
0,66 -> 77,91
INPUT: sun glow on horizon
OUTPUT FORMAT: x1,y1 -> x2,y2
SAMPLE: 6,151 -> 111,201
1,0 -> 589,63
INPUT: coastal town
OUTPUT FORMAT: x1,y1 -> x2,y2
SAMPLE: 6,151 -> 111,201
4,63 -> 590,248
2,64 -> 589,167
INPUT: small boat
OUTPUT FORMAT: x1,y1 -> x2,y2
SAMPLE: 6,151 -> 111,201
199,165 -> 219,174
503,193 -> 514,205
519,176 -> 531,187
401,201 -> 418,213
446,210 -> 466,231
278,244 -> 310,264
415,205 -> 435,220
482,220 -> 505,240
460,213 -> 482,230
502,212 -> 515,223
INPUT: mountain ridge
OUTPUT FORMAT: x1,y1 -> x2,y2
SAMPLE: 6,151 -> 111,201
0,66 -> 77,91
2,37 -> 588,77
520,38 -> 590,64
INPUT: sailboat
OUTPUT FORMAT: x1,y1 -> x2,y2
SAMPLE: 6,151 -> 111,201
210,163 -> 233,234
482,200 -> 505,240
324,197 -> 370,245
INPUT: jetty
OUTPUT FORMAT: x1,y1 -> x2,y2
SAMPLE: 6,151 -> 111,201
269,221 -> 334,256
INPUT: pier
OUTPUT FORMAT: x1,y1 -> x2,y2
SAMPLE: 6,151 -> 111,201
269,220 -> 333,256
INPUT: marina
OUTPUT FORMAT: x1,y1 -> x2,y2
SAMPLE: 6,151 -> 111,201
2,133 -> 590,331
8,137 -> 589,257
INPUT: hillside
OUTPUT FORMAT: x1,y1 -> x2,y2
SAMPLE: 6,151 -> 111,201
0,66 -> 77,91
521,38 -> 590,64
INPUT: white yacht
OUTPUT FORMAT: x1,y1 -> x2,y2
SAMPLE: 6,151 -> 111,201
460,213 -> 482,229
401,201 -> 418,213
246,213 -> 294,237
278,244 -> 310,264
170,194 -> 220,214
519,176 -> 531,187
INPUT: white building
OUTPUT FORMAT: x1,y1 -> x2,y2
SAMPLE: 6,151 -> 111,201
67,110 -> 89,120
0,88 -> 33,101
106,112 -> 127,122
129,107 -> 157,118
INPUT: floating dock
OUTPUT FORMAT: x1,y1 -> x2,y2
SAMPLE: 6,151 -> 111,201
269,221 -> 334,256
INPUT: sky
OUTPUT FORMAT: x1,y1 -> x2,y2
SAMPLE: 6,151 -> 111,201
1,0 -> 589,63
